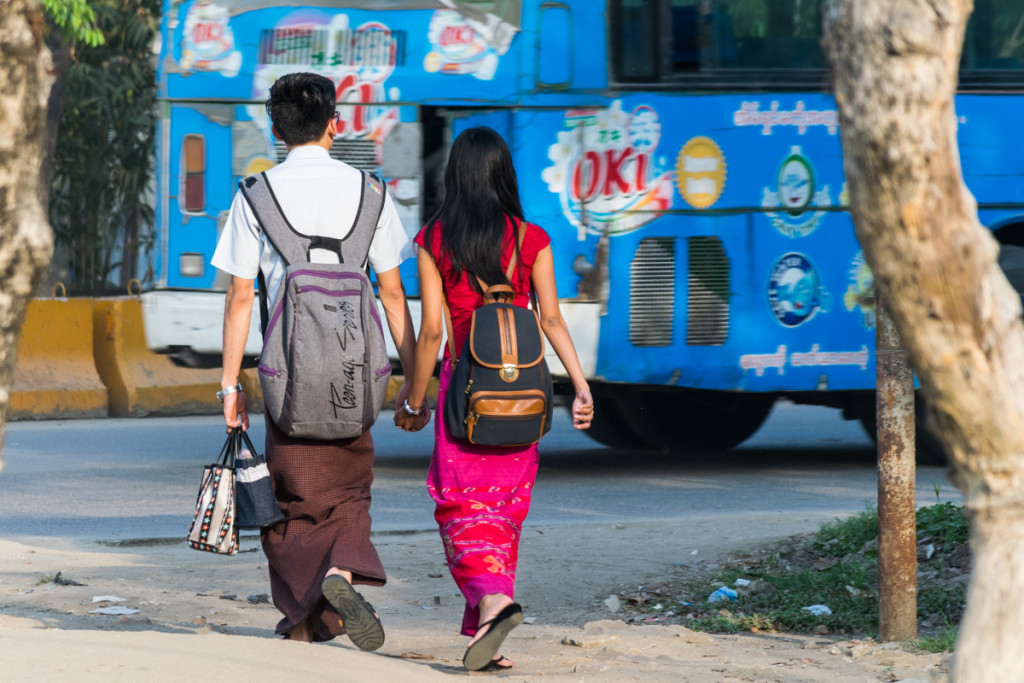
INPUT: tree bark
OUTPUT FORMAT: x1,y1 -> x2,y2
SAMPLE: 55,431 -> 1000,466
0,0 -> 57,471
823,1 -> 1024,679
36,16 -> 72,294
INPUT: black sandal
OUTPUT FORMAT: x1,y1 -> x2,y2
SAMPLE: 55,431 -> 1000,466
322,575 -> 385,651
463,603 -> 523,671
476,655 -> 513,672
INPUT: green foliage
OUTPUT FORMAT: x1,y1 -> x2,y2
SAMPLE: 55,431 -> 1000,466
44,0 -> 105,46
814,504 -> 879,558
909,619 -> 959,654
638,502 -> 968,648
917,501 -> 969,549
49,0 -> 160,294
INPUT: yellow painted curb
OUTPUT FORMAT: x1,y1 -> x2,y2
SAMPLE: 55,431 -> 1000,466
239,367 -> 264,414
10,299 -> 109,420
92,298 -> 223,417
383,375 -> 439,409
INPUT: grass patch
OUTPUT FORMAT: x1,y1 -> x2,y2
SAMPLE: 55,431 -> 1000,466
623,502 -> 968,646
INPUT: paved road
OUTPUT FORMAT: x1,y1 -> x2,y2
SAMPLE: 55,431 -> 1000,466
0,401 -> 959,543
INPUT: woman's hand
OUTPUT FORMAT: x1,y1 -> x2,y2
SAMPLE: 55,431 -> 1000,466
571,388 -> 594,430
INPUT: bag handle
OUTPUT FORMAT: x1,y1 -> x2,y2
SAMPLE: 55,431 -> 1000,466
234,426 -> 260,457
217,429 -> 238,469
441,220 -> 528,362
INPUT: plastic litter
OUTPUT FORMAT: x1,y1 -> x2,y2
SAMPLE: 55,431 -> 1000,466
89,606 -> 140,615
802,604 -> 832,616
707,586 -> 738,603
604,595 -> 621,613
91,595 -> 127,603
734,578 -> 751,587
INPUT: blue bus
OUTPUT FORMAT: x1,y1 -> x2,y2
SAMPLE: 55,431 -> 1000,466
150,0 -> 1024,455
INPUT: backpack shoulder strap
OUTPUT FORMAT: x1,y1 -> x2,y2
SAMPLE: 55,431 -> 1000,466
339,171 -> 387,268
238,173 -> 307,267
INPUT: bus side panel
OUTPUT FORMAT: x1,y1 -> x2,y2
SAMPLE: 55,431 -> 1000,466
160,1 -> 524,106
957,94 -> 1024,207
163,104 -> 234,290
521,91 -> 877,392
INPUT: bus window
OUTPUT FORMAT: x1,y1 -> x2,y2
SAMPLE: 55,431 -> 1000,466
458,0 -> 521,25
615,1 -> 1022,88
182,134 -> 205,213
961,0 -> 1024,71
710,0 -> 823,70
612,0 -> 661,82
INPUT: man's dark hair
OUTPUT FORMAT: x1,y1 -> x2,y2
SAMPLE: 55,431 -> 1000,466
265,72 -> 336,146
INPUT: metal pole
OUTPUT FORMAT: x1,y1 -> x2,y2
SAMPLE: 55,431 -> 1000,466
876,296 -> 918,641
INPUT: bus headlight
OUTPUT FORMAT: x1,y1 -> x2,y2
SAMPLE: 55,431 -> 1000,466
180,252 -> 205,278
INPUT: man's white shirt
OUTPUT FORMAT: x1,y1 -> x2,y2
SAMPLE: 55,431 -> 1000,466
212,145 -> 413,305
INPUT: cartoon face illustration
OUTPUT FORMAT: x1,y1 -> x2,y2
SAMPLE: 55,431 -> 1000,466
768,253 -> 831,327
761,146 -> 831,237
779,156 -> 812,212
844,251 -> 876,329
776,267 -> 818,313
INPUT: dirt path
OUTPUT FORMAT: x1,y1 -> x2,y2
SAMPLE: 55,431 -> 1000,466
0,515 -> 946,681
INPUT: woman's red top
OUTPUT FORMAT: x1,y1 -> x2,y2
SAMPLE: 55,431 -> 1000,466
415,216 -> 551,361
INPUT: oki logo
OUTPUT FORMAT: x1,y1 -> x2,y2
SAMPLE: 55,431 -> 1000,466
192,22 -> 224,45
441,25 -> 475,48
543,101 -> 674,238
570,148 -> 651,202
334,74 -> 377,137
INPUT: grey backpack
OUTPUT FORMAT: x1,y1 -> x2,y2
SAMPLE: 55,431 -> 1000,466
239,171 -> 391,440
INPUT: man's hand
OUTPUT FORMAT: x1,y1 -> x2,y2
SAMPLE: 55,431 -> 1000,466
223,390 -> 249,432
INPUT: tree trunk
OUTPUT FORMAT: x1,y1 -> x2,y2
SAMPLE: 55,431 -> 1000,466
823,1 -> 1024,680
0,0 -> 57,471
36,17 -> 72,295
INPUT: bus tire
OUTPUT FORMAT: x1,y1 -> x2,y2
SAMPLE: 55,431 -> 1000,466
998,243 -> 1024,309
619,390 -> 775,453
579,392 -> 658,450
854,395 -> 948,466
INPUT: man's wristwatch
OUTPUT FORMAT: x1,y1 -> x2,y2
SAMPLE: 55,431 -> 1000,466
216,382 -> 244,403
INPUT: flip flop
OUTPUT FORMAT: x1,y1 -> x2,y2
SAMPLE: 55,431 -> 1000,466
463,603 -> 524,671
476,655 -> 514,672
321,575 -> 385,651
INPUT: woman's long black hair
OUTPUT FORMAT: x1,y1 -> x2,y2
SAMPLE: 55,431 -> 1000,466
424,127 -> 525,290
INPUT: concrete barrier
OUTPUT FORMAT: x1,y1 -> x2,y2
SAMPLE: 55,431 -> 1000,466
238,367 -> 264,415
93,298 -> 223,417
10,299 -> 109,420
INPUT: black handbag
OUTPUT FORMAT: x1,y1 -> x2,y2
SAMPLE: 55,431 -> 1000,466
231,428 -> 285,530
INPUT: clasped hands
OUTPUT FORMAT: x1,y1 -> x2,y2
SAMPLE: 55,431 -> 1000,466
393,384 -> 430,432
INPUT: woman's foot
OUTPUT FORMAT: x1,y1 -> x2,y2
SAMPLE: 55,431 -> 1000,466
467,594 -> 514,649
477,655 -> 514,671
463,599 -> 523,671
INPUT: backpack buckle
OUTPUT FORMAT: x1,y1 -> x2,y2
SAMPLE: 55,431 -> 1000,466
500,363 -> 519,382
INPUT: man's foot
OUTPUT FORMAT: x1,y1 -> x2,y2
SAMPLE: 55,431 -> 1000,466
463,603 -> 523,671
283,618 -> 314,643
321,575 -> 385,651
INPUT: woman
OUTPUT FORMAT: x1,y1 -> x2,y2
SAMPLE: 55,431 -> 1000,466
395,127 -> 594,671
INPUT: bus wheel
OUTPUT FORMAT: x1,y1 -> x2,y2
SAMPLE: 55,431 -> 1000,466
854,396 -> 948,466
620,391 -> 775,453
578,393 -> 658,450
998,243 -> 1024,309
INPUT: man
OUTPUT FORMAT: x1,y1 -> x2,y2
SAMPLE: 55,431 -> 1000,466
212,72 -> 418,647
